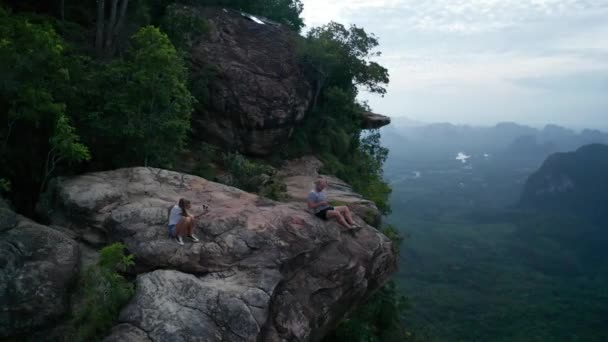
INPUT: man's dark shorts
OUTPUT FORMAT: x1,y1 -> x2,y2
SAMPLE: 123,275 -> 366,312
315,206 -> 334,220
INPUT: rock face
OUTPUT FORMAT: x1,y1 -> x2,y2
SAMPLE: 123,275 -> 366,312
44,167 -> 396,341
280,156 -> 382,227
0,202 -> 80,338
361,111 -> 391,130
520,144 -> 608,223
190,7 -> 313,156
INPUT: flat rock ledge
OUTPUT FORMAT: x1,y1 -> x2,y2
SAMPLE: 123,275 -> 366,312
361,111 -> 391,130
279,156 -> 382,227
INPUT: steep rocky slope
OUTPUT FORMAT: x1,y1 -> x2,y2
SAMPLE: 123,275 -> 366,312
0,200 -> 80,338
39,167 -> 396,341
519,144 -> 608,223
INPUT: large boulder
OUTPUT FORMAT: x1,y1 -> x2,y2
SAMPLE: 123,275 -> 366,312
189,7 -> 313,155
45,167 -> 396,341
0,211 -> 80,338
106,269 -> 280,342
279,156 -> 383,227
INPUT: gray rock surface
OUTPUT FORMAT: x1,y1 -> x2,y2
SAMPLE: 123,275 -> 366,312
0,213 -> 80,338
46,167 -> 396,341
107,269 -> 280,342
189,7 -> 312,155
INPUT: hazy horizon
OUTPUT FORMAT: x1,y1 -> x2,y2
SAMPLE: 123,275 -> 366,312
387,115 -> 608,132
301,0 -> 608,130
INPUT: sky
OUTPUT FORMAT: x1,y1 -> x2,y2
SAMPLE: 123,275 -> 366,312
301,0 -> 608,129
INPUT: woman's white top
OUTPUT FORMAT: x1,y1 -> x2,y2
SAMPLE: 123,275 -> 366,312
168,205 -> 183,225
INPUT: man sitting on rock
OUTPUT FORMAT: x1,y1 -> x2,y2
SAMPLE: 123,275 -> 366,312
307,178 -> 360,231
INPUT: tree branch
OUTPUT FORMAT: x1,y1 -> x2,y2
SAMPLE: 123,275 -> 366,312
2,117 -> 17,151
40,146 -> 57,193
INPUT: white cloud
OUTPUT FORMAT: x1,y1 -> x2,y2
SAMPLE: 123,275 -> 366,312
300,0 -> 608,128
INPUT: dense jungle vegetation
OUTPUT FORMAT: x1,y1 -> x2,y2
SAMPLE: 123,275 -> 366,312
0,1 -> 405,340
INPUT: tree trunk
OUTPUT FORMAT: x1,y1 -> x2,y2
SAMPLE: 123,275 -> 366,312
60,0 -> 65,21
95,0 -> 105,54
311,75 -> 325,113
109,0 -> 129,55
114,0 -> 129,37
105,0 -> 119,53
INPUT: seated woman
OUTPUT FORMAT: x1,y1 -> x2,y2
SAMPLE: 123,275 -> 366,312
307,178 -> 360,231
168,198 -> 200,246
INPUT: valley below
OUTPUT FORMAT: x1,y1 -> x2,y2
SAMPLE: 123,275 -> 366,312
382,123 -> 608,341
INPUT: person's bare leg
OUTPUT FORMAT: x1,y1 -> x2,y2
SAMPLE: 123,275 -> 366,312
174,216 -> 192,245
175,218 -> 186,237
327,210 -> 351,229
187,218 -> 194,236
336,206 -> 354,225
186,217 -> 199,241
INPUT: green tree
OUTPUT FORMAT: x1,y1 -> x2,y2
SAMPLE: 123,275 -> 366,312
302,22 -> 389,109
249,0 -> 304,31
181,0 -> 305,31
41,113 -> 90,192
77,26 -> 194,168
0,7 -> 90,211
221,152 -> 287,200
289,22 -> 392,214
160,3 -> 208,49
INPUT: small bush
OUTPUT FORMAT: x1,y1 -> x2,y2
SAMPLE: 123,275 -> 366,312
160,4 -> 208,49
221,152 -> 287,200
382,224 -> 403,255
222,152 -> 272,192
71,243 -> 135,341
260,176 -> 288,201
0,178 -> 10,194
192,142 -> 219,179
363,209 -> 378,226
223,153 -> 287,201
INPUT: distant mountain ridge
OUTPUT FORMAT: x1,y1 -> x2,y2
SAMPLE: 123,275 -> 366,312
519,144 -> 608,223
382,121 -> 608,161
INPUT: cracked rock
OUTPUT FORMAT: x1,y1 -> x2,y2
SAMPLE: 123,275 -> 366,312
45,167 -> 397,341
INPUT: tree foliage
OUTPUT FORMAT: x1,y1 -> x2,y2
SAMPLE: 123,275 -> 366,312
287,23 -> 392,212
221,152 -> 287,200
179,0 -> 304,31
160,3 -> 208,49
70,243 -> 135,341
0,7 -> 90,212
301,22 -> 389,105
76,26 -> 193,168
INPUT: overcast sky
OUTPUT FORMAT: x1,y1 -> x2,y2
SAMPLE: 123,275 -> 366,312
301,0 -> 608,129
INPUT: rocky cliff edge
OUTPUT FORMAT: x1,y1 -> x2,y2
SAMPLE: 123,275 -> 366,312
35,167 -> 397,341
